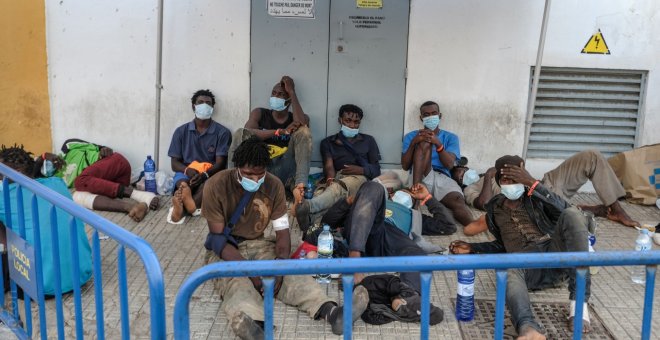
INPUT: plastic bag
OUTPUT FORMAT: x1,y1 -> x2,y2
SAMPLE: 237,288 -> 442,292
156,171 -> 174,195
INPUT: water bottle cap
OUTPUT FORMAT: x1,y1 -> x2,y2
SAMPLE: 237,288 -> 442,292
641,229 -> 649,235
147,155 -> 152,159
323,224 -> 330,231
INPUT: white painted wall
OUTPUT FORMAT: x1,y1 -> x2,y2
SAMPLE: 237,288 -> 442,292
46,0 -> 659,186
406,0 -> 660,181
46,0 -> 158,170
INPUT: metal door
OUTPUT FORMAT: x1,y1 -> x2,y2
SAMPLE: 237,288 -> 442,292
327,0 -> 410,166
251,0 -> 410,166
250,0 -> 331,163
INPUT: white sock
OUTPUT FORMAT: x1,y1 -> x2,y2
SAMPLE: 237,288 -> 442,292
72,191 -> 98,209
130,190 -> 156,205
569,301 -> 590,322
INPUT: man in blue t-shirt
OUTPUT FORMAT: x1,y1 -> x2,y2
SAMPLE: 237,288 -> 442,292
401,101 -> 479,229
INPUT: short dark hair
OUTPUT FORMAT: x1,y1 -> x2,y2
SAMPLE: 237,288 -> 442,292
338,104 -> 364,119
191,89 -> 216,106
232,138 -> 272,168
0,144 -> 35,177
419,101 -> 439,113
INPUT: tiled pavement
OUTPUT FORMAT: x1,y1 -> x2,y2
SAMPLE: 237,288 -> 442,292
17,194 -> 660,339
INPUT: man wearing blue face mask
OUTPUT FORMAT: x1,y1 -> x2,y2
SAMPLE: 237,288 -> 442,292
292,104 -> 381,231
449,155 -> 594,337
201,138 -> 368,338
168,89 -> 232,223
402,101 -> 478,229
229,76 -> 312,198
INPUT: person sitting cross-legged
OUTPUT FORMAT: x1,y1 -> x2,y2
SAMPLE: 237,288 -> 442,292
201,138 -> 368,339
449,155 -> 594,340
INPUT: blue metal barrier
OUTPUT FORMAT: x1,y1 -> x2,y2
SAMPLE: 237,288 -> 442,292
0,163 -> 166,339
174,250 -> 660,340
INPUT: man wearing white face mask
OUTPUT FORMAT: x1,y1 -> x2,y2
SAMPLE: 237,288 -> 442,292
292,104 -> 381,231
168,89 -> 232,223
402,101 -> 478,229
229,75 -> 312,197
460,150 -> 639,230
201,138 -> 368,338
449,155 -> 593,338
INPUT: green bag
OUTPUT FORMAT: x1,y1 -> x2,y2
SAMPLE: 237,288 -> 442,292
56,141 -> 100,187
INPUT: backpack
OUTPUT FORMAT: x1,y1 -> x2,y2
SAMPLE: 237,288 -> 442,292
56,139 -> 100,187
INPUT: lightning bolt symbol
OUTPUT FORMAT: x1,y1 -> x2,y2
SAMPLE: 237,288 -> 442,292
595,36 -> 600,48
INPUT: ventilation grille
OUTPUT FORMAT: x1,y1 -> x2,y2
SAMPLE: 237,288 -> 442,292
527,67 -> 646,159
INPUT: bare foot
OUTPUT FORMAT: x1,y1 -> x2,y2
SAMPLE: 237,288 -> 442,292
179,182 -> 197,214
171,189 -> 184,223
463,214 -> 487,236
128,202 -> 149,222
607,201 -> 639,228
149,196 -> 160,210
578,204 -> 607,218
517,325 -> 546,340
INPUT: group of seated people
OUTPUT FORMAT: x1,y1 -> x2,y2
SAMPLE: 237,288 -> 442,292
0,74 -> 640,340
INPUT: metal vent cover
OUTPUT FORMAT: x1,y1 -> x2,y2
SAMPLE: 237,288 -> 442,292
526,67 -> 647,159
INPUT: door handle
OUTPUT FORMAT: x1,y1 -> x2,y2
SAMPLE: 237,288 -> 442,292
338,20 -> 344,41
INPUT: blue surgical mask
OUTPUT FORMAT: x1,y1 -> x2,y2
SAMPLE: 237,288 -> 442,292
340,125 -> 359,138
269,97 -> 287,111
422,115 -> 440,130
238,170 -> 265,192
462,169 -> 480,186
392,191 -> 413,209
500,183 -> 525,200
194,103 -> 214,120
41,160 -> 56,177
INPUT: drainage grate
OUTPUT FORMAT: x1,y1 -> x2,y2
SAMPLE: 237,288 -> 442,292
451,299 -> 614,340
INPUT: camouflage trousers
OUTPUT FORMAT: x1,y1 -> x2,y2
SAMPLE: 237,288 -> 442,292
205,237 -> 335,322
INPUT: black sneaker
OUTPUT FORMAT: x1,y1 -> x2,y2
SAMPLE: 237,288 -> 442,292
295,200 -> 312,232
329,285 -> 369,335
230,312 -> 264,340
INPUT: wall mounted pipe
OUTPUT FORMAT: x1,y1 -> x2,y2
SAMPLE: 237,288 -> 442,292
154,0 -> 164,170
522,0 -> 552,160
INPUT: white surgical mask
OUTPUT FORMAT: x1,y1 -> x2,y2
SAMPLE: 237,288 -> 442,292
462,169 -> 480,187
341,125 -> 359,138
500,183 -> 525,200
422,115 -> 440,130
392,191 -> 414,209
194,103 -> 214,120
269,97 -> 287,111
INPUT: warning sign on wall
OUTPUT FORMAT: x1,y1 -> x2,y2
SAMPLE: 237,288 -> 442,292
581,29 -> 610,54
268,0 -> 315,18
357,0 -> 383,9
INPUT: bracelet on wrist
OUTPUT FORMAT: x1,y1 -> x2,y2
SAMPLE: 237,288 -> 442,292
421,194 -> 433,206
436,145 -> 444,153
527,180 -> 540,196
274,129 -> 281,137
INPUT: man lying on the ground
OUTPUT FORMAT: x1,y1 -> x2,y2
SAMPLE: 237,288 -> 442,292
453,150 -> 638,233
450,155 -> 593,340
228,75 -> 311,196
168,89 -> 231,223
201,138 -> 368,339
0,144 -> 93,295
292,103 -> 381,230
401,101 -> 483,232
317,180 -> 446,293
34,139 -> 158,222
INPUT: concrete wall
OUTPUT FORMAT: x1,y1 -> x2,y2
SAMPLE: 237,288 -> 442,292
0,0 -> 52,154
406,0 -> 660,178
44,0 -> 660,180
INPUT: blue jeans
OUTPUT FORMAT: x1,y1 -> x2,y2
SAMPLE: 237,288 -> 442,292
506,207 -> 591,333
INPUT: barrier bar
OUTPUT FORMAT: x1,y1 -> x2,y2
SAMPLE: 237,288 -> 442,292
494,269 -> 507,340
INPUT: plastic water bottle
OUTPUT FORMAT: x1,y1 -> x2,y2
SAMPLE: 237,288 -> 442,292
144,156 -> 157,193
316,225 -> 333,284
304,179 -> 315,199
631,229 -> 652,284
456,269 -> 475,322
588,233 -> 599,274
299,249 -> 306,260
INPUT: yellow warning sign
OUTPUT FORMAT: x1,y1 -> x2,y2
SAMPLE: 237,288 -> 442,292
581,29 -> 610,54
357,0 -> 383,9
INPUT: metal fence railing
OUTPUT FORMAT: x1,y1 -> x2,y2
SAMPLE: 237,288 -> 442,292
174,251 -> 659,340
0,163 -> 166,339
